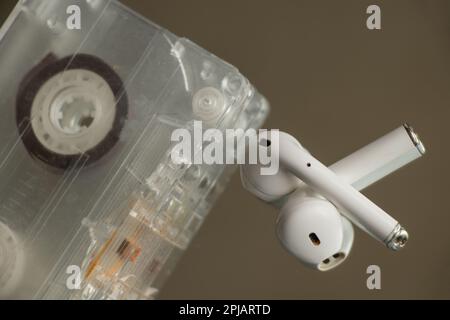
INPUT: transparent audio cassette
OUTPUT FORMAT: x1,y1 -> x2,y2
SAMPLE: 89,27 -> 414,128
0,0 -> 269,299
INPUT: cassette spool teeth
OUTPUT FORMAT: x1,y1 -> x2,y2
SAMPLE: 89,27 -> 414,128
16,54 -> 129,170
31,68 -> 116,156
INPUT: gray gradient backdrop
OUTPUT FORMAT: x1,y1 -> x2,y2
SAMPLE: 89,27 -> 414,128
1,1 -> 449,299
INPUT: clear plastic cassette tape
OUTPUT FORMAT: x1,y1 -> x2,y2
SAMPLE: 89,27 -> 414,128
0,0 -> 269,299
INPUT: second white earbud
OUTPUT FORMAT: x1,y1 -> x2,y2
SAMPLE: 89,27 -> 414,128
277,190 -> 354,271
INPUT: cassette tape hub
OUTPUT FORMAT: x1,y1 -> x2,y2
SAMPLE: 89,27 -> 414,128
17,53 -> 129,169
0,0 -> 269,299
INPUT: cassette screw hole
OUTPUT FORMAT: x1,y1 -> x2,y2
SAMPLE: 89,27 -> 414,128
222,74 -> 243,95
192,87 -> 226,124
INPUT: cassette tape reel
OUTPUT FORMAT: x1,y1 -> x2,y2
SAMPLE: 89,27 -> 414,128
0,0 -> 269,299
17,53 -> 128,169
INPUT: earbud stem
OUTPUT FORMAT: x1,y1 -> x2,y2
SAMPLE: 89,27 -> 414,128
281,147 -> 396,244
280,125 -> 425,250
330,124 -> 425,190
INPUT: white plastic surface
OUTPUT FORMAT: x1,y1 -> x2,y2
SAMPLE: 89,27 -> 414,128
241,125 -> 423,202
330,125 -> 423,190
276,131 -> 399,242
277,192 -> 353,271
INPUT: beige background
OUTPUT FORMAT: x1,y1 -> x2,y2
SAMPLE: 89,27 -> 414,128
1,0 -> 450,299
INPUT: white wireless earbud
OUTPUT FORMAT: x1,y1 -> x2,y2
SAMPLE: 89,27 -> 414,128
241,124 -> 425,270
243,130 -> 406,248
241,124 -> 425,204
276,189 -> 354,271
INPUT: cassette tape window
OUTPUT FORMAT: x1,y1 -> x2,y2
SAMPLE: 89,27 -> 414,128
0,0 -> 268,299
